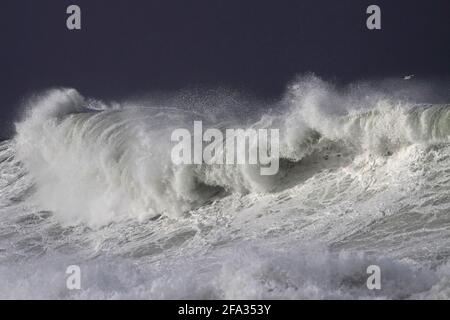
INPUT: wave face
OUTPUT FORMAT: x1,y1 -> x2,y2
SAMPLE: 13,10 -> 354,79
2,76 -> 450,299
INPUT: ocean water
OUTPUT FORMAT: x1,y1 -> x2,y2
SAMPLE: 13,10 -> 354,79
2,76 -> 450,299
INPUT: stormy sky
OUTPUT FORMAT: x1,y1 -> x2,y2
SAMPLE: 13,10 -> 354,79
0,0 -> 449,137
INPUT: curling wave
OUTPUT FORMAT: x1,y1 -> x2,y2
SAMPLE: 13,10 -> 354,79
11,80 -> 450,227
1,76 -> 450,299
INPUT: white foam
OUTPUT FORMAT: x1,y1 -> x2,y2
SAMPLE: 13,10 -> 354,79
2,77 -> 450,299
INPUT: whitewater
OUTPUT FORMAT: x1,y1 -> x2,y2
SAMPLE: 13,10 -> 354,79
1,76 -> 450,299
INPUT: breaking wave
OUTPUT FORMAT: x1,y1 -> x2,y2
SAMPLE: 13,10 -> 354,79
12,78 -> 450,227
2,75 -> 450,299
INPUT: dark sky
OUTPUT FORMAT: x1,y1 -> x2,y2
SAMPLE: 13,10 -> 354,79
1,0 -> 449,137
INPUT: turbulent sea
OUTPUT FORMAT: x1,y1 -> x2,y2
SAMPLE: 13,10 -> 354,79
1,76 -> 450,299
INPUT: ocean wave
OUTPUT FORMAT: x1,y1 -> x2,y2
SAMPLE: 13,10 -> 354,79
1,76 -> 450,299
9,78 -> 450,227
